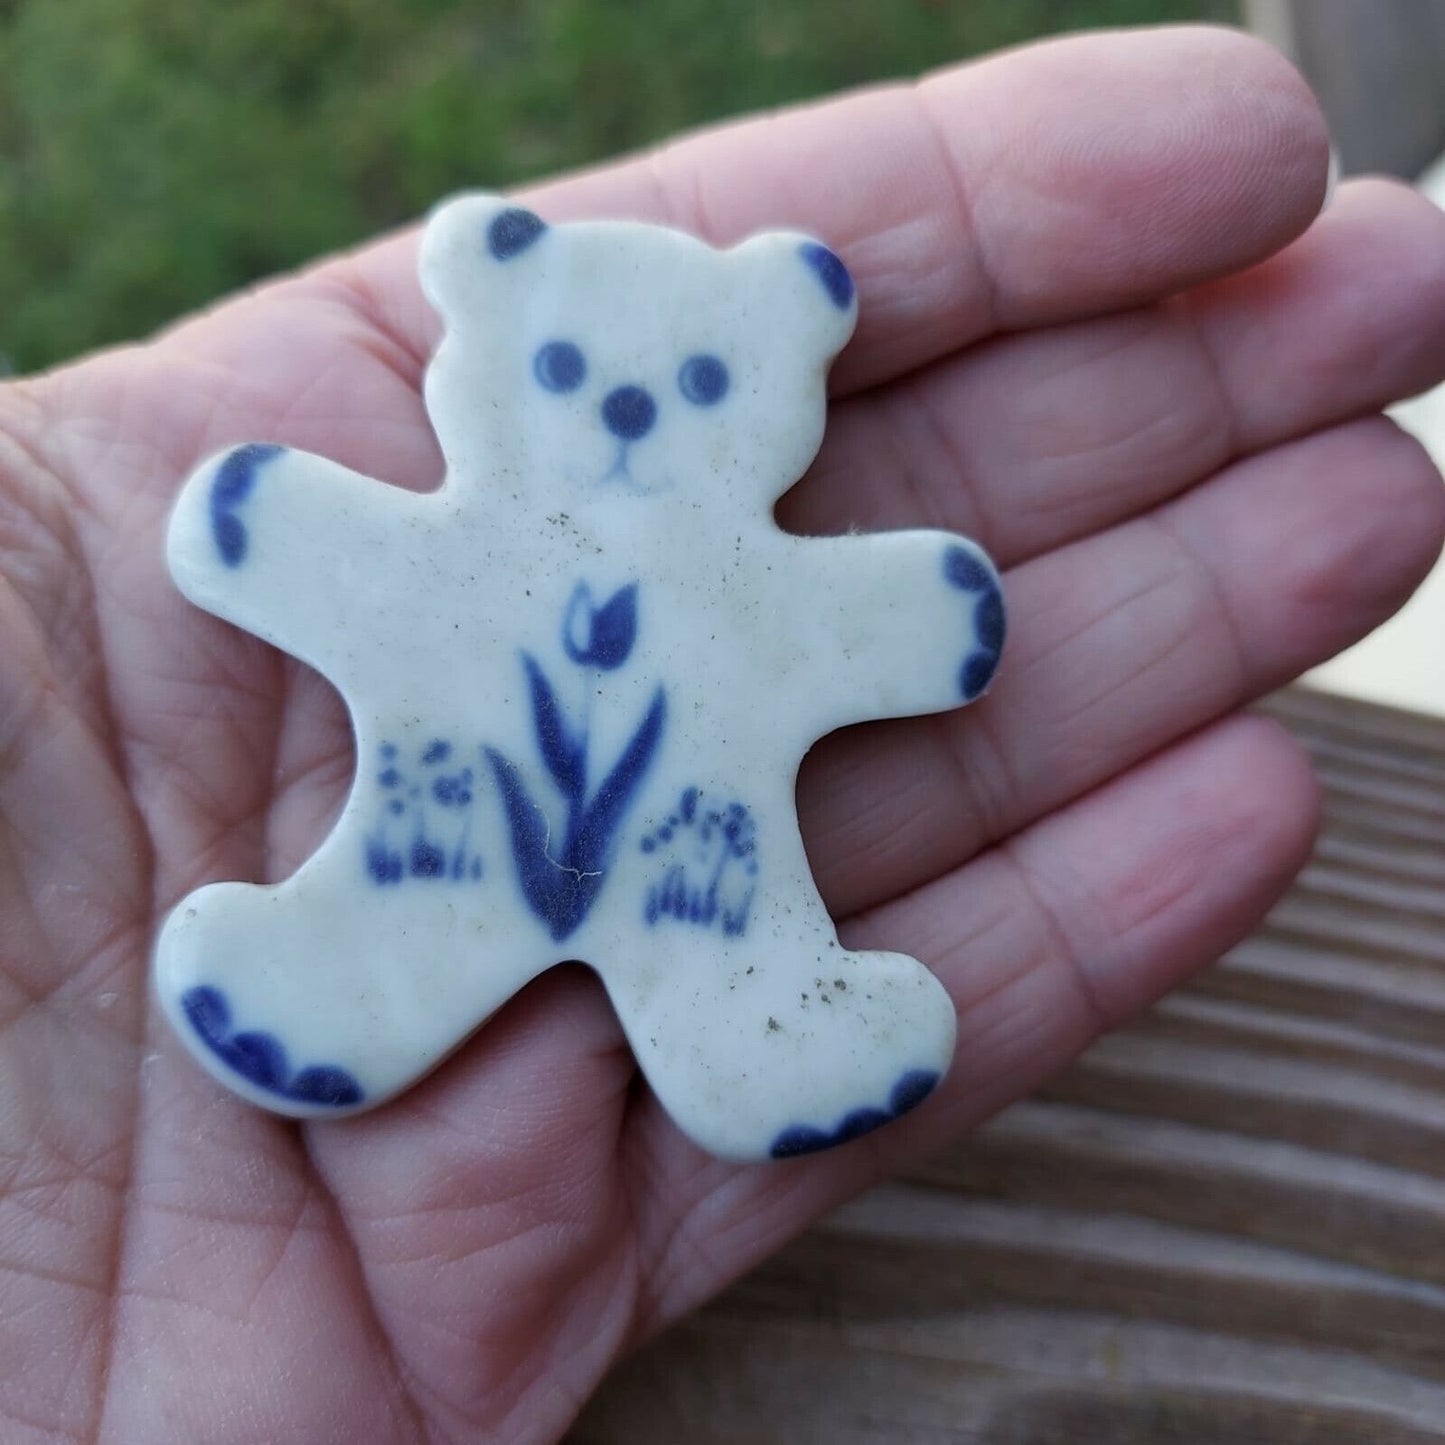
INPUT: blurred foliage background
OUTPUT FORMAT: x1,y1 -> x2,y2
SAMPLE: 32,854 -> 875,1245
0,0 -> 1234,373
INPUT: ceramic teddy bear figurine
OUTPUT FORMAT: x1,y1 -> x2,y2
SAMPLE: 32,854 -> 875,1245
155,194 -> 1005,1162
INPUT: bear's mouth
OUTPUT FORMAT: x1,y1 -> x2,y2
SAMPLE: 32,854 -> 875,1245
596,441 -> 675,496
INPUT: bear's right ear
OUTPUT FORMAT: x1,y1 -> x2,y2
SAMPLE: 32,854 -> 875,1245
731,229 -> 858,365
419,193 -> 552,325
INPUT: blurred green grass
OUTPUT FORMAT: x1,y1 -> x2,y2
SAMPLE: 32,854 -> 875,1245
0,0 -> 1234,372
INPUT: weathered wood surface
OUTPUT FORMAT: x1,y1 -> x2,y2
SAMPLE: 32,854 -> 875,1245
574,689 -> 1445,1443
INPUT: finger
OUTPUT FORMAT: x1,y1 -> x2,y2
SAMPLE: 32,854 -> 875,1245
630,712 -> 1319,1334
804,415 -> 1444,917
217,25 -> 1327,397
306,966 -> 638,1441
782,178 -> 1445,567
98,1036 -> 421,1443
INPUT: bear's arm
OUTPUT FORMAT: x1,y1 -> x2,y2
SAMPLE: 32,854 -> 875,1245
784,530 -> 1005,737
167,443 -> 420,678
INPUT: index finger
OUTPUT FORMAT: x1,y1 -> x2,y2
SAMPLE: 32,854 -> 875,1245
322,25 -> 1329,394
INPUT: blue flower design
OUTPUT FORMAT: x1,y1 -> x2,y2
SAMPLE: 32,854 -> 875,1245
489,580 -> 664,941
642,790 -> 758,937
364,742 -> 482,885
562,582 -> 638,670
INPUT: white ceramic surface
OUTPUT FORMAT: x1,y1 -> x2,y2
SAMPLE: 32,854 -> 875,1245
154,194 -> 1005,1162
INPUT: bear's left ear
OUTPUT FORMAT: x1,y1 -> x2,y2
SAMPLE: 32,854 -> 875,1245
732,229 -> 859,360
420,192 -> 553,326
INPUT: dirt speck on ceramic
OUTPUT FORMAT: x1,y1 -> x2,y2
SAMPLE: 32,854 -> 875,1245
154,194 -> 1005,1162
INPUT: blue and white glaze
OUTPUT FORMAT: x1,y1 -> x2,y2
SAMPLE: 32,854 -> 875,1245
154,194 -> 1005,1162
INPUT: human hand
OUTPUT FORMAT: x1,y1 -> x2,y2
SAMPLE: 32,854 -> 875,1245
4,25 -> 1444,1443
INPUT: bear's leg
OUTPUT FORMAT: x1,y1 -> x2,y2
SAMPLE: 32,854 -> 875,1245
601,932 -> 955,1161
599,815 -> 956,1161
154,872 -> 553,1115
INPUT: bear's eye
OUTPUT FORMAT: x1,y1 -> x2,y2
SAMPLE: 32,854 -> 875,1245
677,353 -> 729,407
533,340 -> 587,394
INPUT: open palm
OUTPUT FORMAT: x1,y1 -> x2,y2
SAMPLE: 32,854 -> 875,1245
5,27 -> 1445,1444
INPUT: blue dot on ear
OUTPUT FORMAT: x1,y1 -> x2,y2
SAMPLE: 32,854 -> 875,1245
799,241 -> 855,309
678,353 -> 729,407
944,544 -> 991,592
534,340 -> 587,393
488,207 -> 547,260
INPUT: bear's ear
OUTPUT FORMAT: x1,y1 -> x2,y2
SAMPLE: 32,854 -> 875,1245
732,229 -> 859,360
419,192 -> 552,325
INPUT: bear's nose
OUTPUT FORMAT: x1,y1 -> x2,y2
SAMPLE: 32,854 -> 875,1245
601,385 -> 657,442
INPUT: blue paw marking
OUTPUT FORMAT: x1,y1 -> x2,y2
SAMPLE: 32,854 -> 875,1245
208,443 -> 284,567
943,544 -> 1005,700
799,241 -> 855,309
769,1068 -> 940,1159
181,985 -> 363,1107
488,207 -> 547,260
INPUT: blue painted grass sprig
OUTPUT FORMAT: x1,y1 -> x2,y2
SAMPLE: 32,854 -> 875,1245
642,788 -> 758,937
365,739 -> 484,884
488,581 -> 666,941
